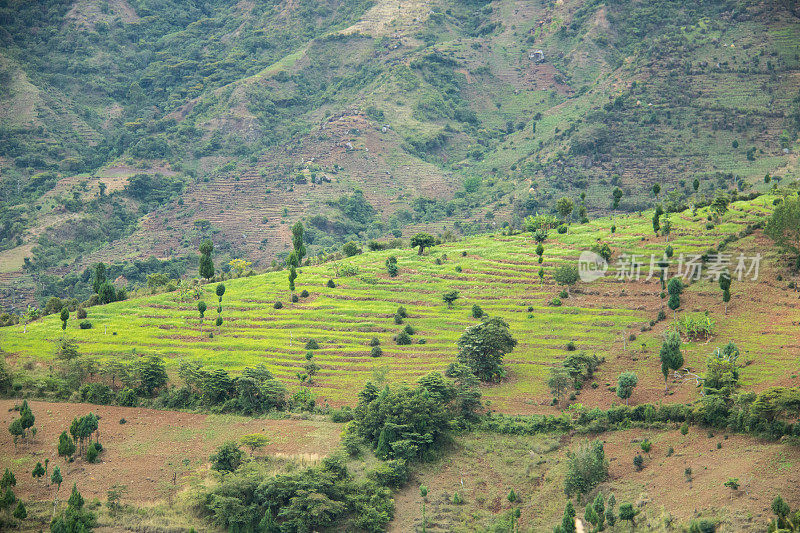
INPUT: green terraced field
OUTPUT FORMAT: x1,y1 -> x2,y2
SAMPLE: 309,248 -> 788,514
0,197 -> 786,412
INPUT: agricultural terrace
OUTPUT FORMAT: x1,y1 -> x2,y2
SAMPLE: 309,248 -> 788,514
1,196 -> 794,413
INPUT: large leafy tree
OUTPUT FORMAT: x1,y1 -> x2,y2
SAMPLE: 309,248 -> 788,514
616,372 -> 638,405
765,197 -> 800,269
291,221 -> 306,263
410,233 -> 435,255
456,317 -> 517,382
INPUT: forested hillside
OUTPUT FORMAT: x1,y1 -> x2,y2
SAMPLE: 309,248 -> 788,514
1,0 -> 799,308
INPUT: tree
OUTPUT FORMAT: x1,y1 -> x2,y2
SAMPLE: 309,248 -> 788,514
442,290 -> 460,307
32,462 -> 45,482
693,178 -> 700,192
92,263 -> 107,294
386,256 -> 399,277
765,198 -> 800,269
556,197 -> 574,222
199,239 -> 215,280
9,419 -> 23,447
652,204 -> 663,235
291,221 -> 306,263
660,330 -> 684,393
711,194 -> 729,219
619,502 -> 638,527
50,467 -> 62,494
612,187 -> 623,213
288,265 -> 297,293
1,487 -> 16,517
411,233 -> 435,255
60,307 -> 69,330
559,501 -> 576,533
548,366 -> 571,402
661,215 -> 672,242
718,270 -> 732,315
667,277 -> 684,317
724,478 -> 740,499
616,372 -> 638,405
342,241 -> 360,257
51,484 -> 96,532
197,301 -> 207,320
240,434 -> 269,456
228,258 -> 252,277
98,281 -> 116,304
592,492 -> 606,531
633,454 -> 644,471
564,440 -> 608,497
535,243 -> 544,258
19,401 -> 34,438
1,469 -> 15,490
13,500 -> 26,522
553,265 -> 579,296
456,317 -> 517,382
216,283 -> 225,303
652,183 -> 661,199
606,494 -> 617,527
210,441 -> 244,472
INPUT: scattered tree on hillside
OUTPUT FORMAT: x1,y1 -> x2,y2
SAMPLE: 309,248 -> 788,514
553,501 -> 576,533
667,277 -> 684,317
660,330 -> 684,393
653,205 -> 663,235
618,502 -> 638,527
411,233 -> 435,255
57,431 -> 76,460
240,434 -> 269,456
616,371 -> 638,406
199,239 -> 215,280
612,187 -> 623,214
442,290 -> 460,308
718,270 -> 732,315
711,194 -> 729,220
50,467 -> 62,496
197,301 -> 206,322
60,307 -> 69,330
216,283 -> 225,303
556,197 -> 574,222
456,317 -> 517,382
652,183 -> 661,200
291,221 -> 306,264
92,263 -> 107,294
564,440 -> 608,497
548,366 -> 571,403
228,258 -> 252,277
1,469 -> 15,490
661,215 -> 672,242
553,265 -> 579,296
386,255 -> 399,277
32,462 -> 45,482
51,484 -> 95,532
765,197 -> 800,270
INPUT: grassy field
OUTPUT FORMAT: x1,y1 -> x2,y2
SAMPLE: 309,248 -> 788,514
3,196 -> 796,413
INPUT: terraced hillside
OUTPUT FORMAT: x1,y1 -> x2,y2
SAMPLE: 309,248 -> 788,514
3,196 -> 797,413
2,0 -> 800,309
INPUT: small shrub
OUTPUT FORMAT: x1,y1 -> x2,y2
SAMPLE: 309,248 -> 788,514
455,265 -> 462,272
291,294 -> 299,303
305,339 -> 320,350
667,446 -> 674,457
397,306 -> 408,318
79,321 -> 93,329
557,224 -> 568,234
76,307 -> 87,319
394,313 -> 403,324
566,341 -> 576,351
86,442 -> 101,463
371,346 -> 383,358
369,337 -> 381,347
326,279 -> 336,288
681,422 -> 689,435
633,454 -> 644,471
549,297 -> 562,307
418,338 -> 426,344
274,301 -> 283,309
471,304 -> 484,318
300,289 -> 310,298
559,289 -> 569,299
116,388 -> 138,407
403,324 -> 415,335
396,330 -> 412,345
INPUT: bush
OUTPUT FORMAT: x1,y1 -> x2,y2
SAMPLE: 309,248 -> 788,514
689,519 -> 716,533
366,459 -> 409,487
76,307 -> 87,319
564,440 -> 608,496
566,341 -> 577,351
210,441 -> 244,472
79,383 -> 114,404
471,304 -> 484,318
549,297 -> 562,307
274,301 -> 283,309
394,313 -> 403,324
396,330 -> 412,345
86,442 -> 102,463
559,290 -> 569,299
300,289 -> 310,298
116,388 -> 138,407
371,346 -> 383,357
557,224 -> 568,234
291,294 -> 299,303
79,321 -> 92,329
305,339 -> 320,350
396,306 -> 408,318
330,407 -> 354,423
327,279 -> 336,288
342,241 -> 361,257
369,337 -> 381,347
403,324 -> 415,335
